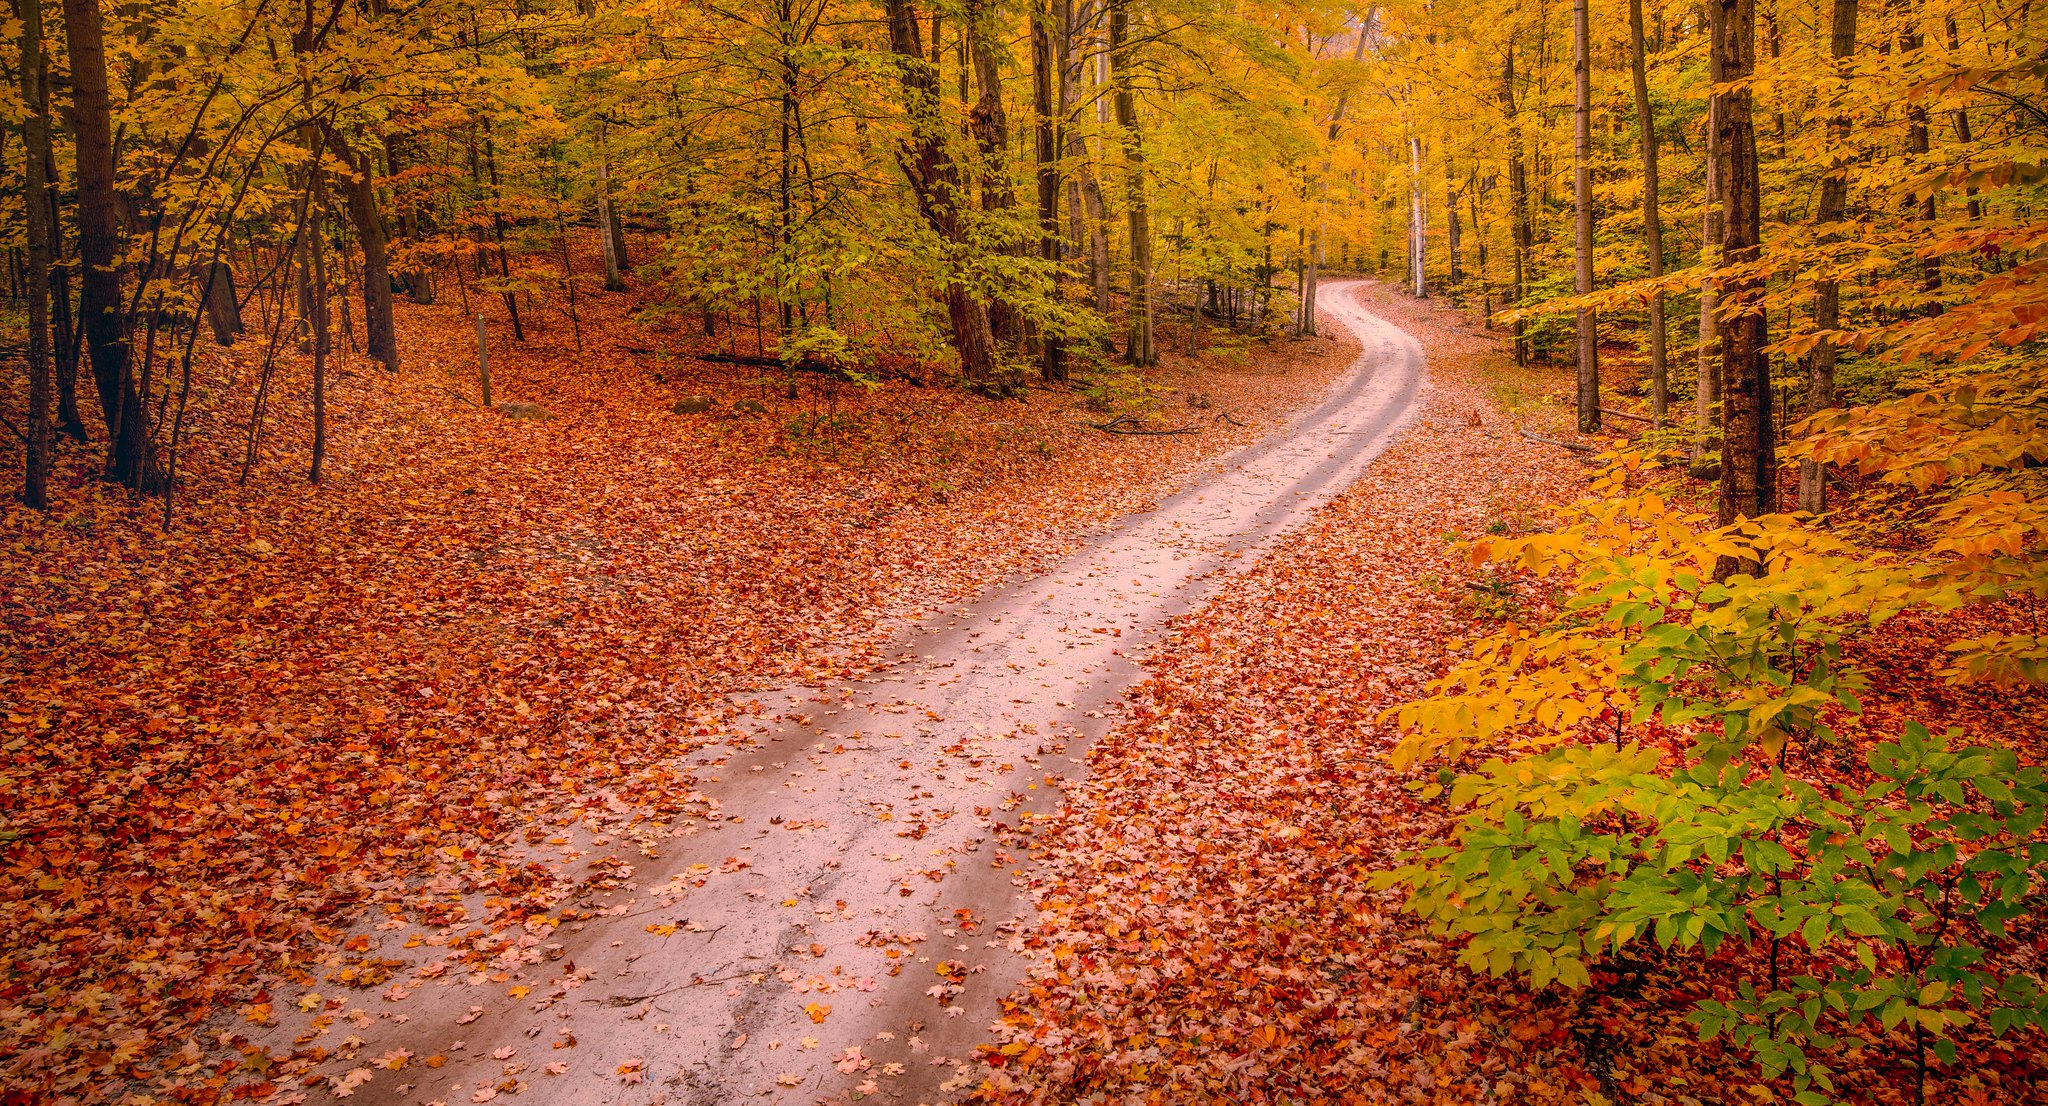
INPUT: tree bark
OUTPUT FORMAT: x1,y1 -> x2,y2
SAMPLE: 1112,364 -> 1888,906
1501,44 -> 1532,365
967,0 -> 1023,345
203,260 -> 242,344
1713,0 -> 1774,533
326,129 -> 398,372
62,0 -> 146,485
597,151 -> 626,292
1408,133 -> 1426,297
1110,0 -> 1154,366
1032,0 -> 1066,380
18,0 -> 53,508
1628,0 -> 1667,425
1798,0 -> 1857,513
883,0 -> 1004,389
1572,0 -> 1600,433
1691,84 -> 1723,474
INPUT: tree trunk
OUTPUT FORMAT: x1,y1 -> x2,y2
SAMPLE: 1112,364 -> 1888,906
61,0 -> 146,485
309,201 -> 330,483
203,261 -> 242,344
1900,15 -> 1940,315
1408,133 -> 1426,297
967,0 -> 1022,345
1501,45 -> 1531,365
883,0 -> 1004,389
1628,0 -> 1667,425
1032,0 -> 1066,381
1572,0 -> 1600,433
1798,0 -> 1857,513
1110,0 -> 1154,366
18,0 -> 53,508
597,152 -> 626,292
1691,91 -> 1724,474
327,129 -> 398,372
1713,0 -> 1774,533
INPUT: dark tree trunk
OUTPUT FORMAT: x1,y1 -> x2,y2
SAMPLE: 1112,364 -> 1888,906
883,0 -> 1004,390
1629,0 -> 1667,425
18,0 -> 53,507
1501,45 -> 1532,366
1032,0 -> 1066,381
1798,0 -> 1858,513
1713,0 -> 1774,535
61,0 -> 146,485
967,0 -> 1022,345
326,128 -> 398,371
1110,0 -> 1154,366
1572,0 -> 1600,433
204,260 -> 242,344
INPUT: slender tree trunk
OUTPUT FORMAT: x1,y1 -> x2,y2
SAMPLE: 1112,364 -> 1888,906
483,128 -> 525,342
1110,0 -> 1154,366
1408,132 -> 1426,297
1032,0 -> 1066,380
1798,0 -> 1858,513
1628,0 -> 1667,425
884,0 -> 1004,389
1899,14 -> 1940,314
1446,169 -> 1462,298
1572,0 -> 1600,432
62,0 -> 145,485
309,200 -> 329,483
1502,45 -> 1531,364
597,148 -> 625,291
1714,0 -> 1774,532
1691,92 -> 1724,475
18,0 -> 53,508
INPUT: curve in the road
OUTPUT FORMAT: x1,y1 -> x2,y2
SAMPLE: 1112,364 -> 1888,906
275,279 -> 1427,1106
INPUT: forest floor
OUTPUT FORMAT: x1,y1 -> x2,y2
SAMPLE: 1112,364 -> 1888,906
964,285 -> 2048,1106
0,258 -> 1361,1105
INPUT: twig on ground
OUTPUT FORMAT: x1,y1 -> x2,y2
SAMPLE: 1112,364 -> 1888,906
1215,411 -> 1248,427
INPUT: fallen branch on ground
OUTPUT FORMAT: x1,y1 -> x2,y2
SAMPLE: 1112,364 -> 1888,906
1086,415 -> 1201,436
1519,428 -> 1597,453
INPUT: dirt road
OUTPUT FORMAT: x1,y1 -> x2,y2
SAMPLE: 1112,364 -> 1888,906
285,281 -> 1427,1105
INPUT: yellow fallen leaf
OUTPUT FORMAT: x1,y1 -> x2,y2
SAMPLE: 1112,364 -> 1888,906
804,1002 -> 831,1024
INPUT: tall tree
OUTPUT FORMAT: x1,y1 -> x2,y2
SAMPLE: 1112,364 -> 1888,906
1712,0 -> 1773,530
1109,0 -> 1155,366
1628,0 -> 1666,426
1032,0 -> 1066,380
326,129 -> 399,372
62,0 -> 147,486
1797,0 -> 1858,513
17,0 -> 53,508
1571,0 -> 1599,433
884,0 -> 1005,388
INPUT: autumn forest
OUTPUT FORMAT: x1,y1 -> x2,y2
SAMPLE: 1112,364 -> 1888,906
3,0 -> 2047,1101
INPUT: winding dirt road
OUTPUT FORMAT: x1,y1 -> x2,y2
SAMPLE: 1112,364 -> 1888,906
300,280 -> 1427,1106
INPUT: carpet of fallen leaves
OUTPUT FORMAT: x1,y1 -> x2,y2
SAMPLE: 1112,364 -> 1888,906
971,285 -> 2048,1106
0,258 -> 1355,1103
